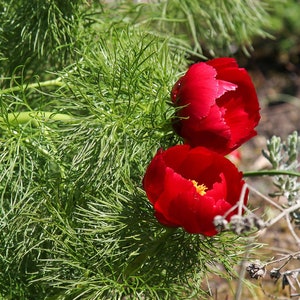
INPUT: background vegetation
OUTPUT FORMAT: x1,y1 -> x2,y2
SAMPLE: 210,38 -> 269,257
1,0 -> 300,299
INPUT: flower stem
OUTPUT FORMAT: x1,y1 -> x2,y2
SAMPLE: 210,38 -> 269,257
0,78 -> 64,95
243,170 -> 300,178
124,227 -> 177,277
0,111 -> 76,126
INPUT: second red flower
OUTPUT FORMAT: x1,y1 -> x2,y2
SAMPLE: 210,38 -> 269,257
143,145 -> 248,236
171,57 -> 260,155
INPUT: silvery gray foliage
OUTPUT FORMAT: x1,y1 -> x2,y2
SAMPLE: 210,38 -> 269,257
263,131 -> 300,224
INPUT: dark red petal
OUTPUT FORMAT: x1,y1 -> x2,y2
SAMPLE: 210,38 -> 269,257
162,144 -> 190,173
205,173 -> 227,200
142,149 -> 166,204
153,166 -> 195,227
206,57 -> 239,70
179,178 -> 231,235
215,79 -> 237,99
143,145 -> 248,236
198,198 -> 232,236
213,159 -> 246,207
217,67 -> 260,115
192,175 -> 232,235
179,105 -> 232,154
180,103 -> 225,132
216,68 -> 260,149
174,63 -> 219,119
176,146 -> 220,187
157,165 -> 220,234
171,77 -> 183,103
223,95 -> 258,150
169,193 -> 217,234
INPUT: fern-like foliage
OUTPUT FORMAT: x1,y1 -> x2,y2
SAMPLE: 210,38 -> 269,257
0,0 -> 284,298
108,0 -> 276,56
0,26 -> 248,299
0,0 -> 84,78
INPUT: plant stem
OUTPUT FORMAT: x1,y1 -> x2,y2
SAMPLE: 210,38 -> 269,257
0,111 -> 76,126
243,170 -> 300,178
266,201 -> 300,228
0,78 -> 64,95
124,227 -> 177,277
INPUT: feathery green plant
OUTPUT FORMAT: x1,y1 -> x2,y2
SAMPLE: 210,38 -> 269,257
0,0 -> 86,79
0,26 -> 250,299
0,0 -> 288,299
0,0 -> 279,82
109,0 -> 276,56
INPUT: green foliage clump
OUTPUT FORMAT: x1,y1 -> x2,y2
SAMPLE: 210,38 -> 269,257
0,24 -> 248,299
111,0 -> 276,56
0,0 -> 86,78
267,0 -> 300,59
0,0 -> 279,81
0,0 -> 286,299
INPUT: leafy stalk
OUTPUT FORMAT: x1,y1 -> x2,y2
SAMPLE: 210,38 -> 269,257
0,78 -> 64,95
124,228 -> 177,277
244,170 -> 300,178
0,111 -> 75,126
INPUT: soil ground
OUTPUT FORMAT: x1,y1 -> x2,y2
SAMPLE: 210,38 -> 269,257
206,39 -> 300,300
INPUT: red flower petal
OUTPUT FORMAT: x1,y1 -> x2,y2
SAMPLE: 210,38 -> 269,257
162,144 -> 190,172
142,149 -> 166,204
154,167 -> 196,227
171,57 -> 260,155
206,57 -> 238,70
143,145 -> 247,236
179,104 -> 231,152
172,63 -> 218,119
177,146 -> 222,187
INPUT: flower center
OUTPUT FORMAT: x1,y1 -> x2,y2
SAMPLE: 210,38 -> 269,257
191,180 -> 207,196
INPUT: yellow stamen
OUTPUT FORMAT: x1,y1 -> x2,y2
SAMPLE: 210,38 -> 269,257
191,180 -> 208,196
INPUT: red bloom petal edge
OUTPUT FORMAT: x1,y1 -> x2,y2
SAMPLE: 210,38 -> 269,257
171,57 -> 260,155
143,145 -> 248,236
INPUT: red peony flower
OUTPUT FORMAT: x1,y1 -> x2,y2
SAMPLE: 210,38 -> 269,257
171,57 -> 260,155
143,145 -> 247,236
